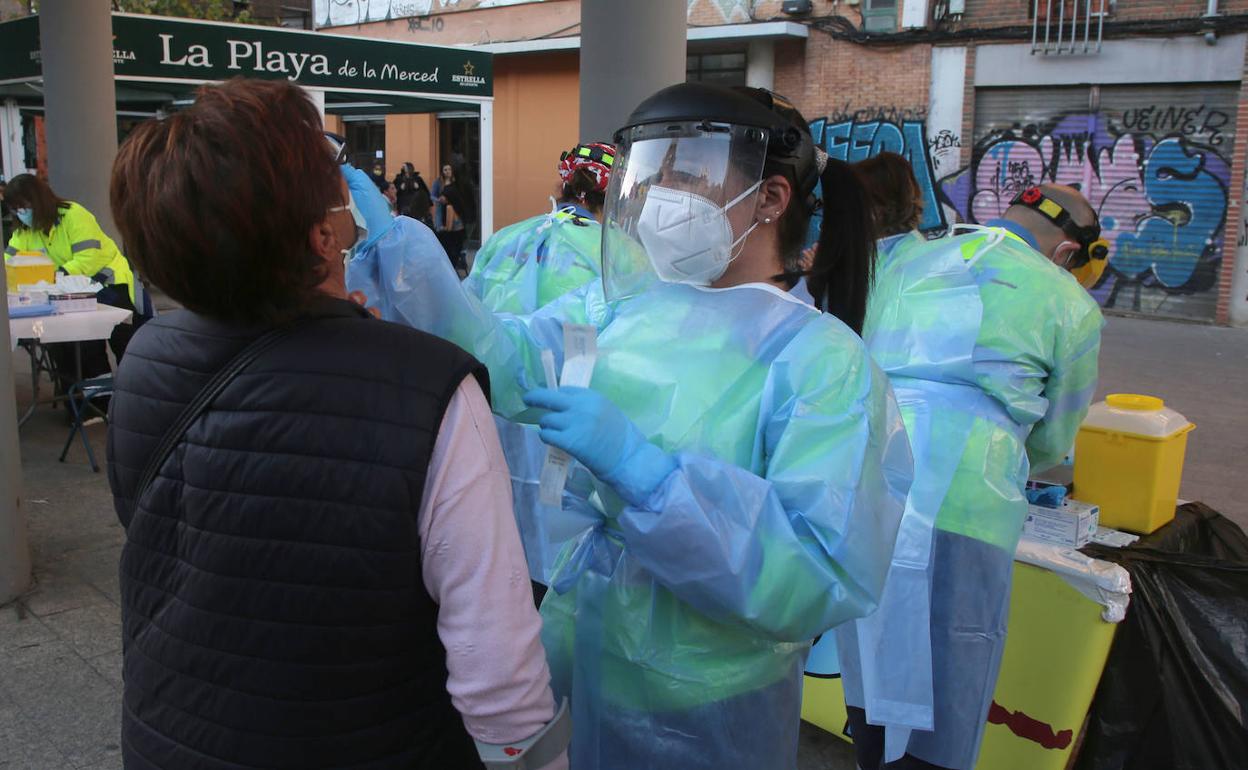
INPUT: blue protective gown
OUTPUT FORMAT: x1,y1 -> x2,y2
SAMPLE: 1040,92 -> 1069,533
464,204 -> 602,315
463,204 -> 606,583
347,217 -> 912,770
837,226 -> 1103,769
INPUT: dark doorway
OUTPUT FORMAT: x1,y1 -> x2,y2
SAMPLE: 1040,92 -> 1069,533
438,114 -> 480,243
344,119 -> 386,173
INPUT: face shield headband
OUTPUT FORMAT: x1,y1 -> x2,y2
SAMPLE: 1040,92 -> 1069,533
1009,187 -> 1109,269
732,87 -> 821,214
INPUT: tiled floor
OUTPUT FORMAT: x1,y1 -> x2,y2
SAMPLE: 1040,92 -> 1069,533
2,313 -> 1245,770
1,404 -> 125,770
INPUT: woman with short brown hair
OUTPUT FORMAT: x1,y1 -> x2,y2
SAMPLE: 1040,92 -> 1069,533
108,78 -> 565,770
852,151 -> 925,239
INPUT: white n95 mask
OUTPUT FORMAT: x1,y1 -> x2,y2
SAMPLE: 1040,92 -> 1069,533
330,195 -> 370,267
636,181 -> 761,286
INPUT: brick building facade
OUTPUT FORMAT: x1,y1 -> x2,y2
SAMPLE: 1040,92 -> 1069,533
322,0 -> 1248,325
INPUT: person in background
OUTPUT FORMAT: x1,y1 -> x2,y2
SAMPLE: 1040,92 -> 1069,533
432,162 -> 454,229
107,77 -> 567,770
854,151 -> 926,258
345,82 -> 911,770
4,173 -> 143,388
394,162 -> 432,224
368,159 -> 387,191
839,173 -> 1105,769
380,180 -> 398,214
437,169 -> 473,274
465,142 -> 615,315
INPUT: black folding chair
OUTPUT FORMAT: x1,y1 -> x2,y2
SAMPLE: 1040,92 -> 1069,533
59,374 -> 113,472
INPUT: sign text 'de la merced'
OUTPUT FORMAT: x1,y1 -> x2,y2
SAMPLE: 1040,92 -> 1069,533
0,14 -> 492,97
159,33 -> 439,85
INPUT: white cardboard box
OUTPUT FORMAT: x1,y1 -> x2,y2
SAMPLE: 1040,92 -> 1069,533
48,292 -> 98,314
1023,499 -> 1100,547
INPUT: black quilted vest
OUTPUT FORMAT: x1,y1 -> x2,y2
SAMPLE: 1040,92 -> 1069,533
107,298 -> 487,770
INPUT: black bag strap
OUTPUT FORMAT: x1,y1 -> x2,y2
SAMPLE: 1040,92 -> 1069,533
133,321 -> 306,504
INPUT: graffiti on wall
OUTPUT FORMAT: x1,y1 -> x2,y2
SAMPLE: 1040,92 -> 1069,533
809,110 -> 948,231
938,112 -> 1231,317
314,0 -> 544,27
828,103 -> 928,124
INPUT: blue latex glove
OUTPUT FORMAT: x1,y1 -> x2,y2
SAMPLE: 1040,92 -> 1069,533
1025,482 -> 1067,508
523,386 -> 677,508
341,164 -> 394,250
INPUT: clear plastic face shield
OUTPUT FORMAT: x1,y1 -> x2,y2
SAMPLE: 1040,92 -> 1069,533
602,122 -> 769,301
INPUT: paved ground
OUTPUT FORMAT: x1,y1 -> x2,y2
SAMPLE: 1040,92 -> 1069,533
1094,316 -> 1248,527
0,404 -> 124,769
1,313 -> 1245,770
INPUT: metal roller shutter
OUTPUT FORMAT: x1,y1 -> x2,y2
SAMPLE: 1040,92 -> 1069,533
954,83 -> 1238,321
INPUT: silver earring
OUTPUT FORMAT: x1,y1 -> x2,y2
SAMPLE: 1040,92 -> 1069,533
763,216 -> 772,224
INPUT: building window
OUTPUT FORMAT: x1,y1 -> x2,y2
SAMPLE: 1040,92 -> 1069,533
686,52 -> 748,86
863,0 -> 897,33
344,119 -> 386,172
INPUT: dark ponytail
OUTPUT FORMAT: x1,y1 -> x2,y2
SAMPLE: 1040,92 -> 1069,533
726,84 -> 876,333
806,158 -> 877,336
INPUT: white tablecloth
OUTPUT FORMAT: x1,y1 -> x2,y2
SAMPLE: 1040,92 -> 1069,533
8,306 -> 133,351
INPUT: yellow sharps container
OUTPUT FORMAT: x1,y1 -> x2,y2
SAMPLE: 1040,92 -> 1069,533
1074,394 -> 1194,534
800,540 -> 1132,770
5,250 -> 56,290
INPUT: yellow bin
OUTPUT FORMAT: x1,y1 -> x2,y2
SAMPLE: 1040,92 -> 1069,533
1074,394 -> 1194,534
4,251 -> 56,290
802,542 -> 1128,770
975,557 -> 1120,770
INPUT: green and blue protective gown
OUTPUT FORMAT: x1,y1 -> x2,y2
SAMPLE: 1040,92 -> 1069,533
348,218 -> 912,770
463,204 -> 603,315
836,226 -> 1103,769
462,204 -> 608,582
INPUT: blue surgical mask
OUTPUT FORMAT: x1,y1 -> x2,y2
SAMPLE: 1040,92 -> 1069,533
15,208 -> 33,227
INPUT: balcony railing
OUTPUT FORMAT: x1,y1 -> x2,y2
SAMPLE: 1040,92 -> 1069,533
1032,0 -> 1108,55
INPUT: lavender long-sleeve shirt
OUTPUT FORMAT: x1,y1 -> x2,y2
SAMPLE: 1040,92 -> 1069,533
418,375 -> 567,770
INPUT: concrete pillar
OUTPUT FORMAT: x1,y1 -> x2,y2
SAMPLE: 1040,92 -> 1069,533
746,39 -> 775,91
902,0 -> 930,29
579,0 -> 685,143
0,261 -> 32,605
479,100 -> 494,242
927,46 -> 968,182
1231,172 -> 1248,326
39,2 -> 119,239
303,87 -> 326,127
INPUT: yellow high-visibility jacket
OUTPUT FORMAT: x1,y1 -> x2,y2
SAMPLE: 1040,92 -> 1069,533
6,202 -> 135,303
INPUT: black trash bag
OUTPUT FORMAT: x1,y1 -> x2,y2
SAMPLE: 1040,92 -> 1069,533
1075,503 -> 1248,770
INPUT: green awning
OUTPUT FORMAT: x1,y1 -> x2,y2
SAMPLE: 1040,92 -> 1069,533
0,13 -> 493,103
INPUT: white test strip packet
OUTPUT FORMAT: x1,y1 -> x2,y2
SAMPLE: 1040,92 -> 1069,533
537,326 -> 598,508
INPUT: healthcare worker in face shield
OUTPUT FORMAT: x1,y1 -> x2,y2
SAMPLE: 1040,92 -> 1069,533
345,83 -> 911,770
466,142 -> 615,314
853,151 -> 927,261
839,177 -> 1104,770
